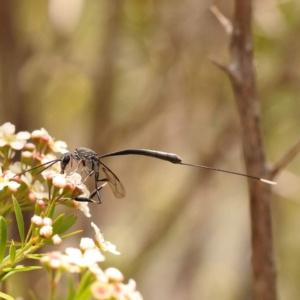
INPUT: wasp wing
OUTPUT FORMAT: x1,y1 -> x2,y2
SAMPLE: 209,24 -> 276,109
99,161 -> 126,198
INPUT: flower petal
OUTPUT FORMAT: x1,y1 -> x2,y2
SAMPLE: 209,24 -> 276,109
0,122 -> 15,134
0,139 -> 7,147
16,131 -> 31,140
10,140 -> 26,150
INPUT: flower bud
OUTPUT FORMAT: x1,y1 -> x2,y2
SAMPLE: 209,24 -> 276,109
40,225 -> 53,238
91,281 -> 111,299
80,238 -> 96,251
52,234 -> 62,246
28,192 -> 36,202
23,143 -> 36,151
31,130 -> 43,139
37,199 -> 46,209
43,217 -> 53,226
105,268 -> 124,282
31,215 -> 43,226
52,174 -> 67,188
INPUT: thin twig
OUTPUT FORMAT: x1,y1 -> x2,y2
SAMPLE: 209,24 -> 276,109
270,137 -> 300,179
210,5 -> 233,35
209,56 -> 232,77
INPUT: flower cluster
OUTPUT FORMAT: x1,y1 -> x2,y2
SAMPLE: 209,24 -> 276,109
0,122 -> 144,300
41,223 -> 143,300
91,275 -> 142,300
0,122 -> 90,216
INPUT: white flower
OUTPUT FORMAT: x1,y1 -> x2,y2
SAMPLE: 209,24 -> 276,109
0,168 -> 15,181
65,173 -> 92,217
51,140 -> 68,154
9,162 -> 22,173
67,172 -> 82,184
41,251 -> 68,270
74,201 -> 91,217
41,246 -> 105,273
32,181 -> 47,199
39,154 -> 61,178
91,222 -> 120,255
7,181 -> 20,192
128,290 -> 143,300
21,172 -> 47,200
67,173 -> 90,191
67,173 -> 90,194
0,168 -> 20,191
0,122 -> 30,150
91,281 -> 112,299
120,279 -> 143,300
89,263 -> 108,282
80,238 -> 96,251
65,247 -> 105,269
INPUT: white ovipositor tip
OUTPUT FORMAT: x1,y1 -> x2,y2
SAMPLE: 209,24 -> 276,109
260,179 -> 277,185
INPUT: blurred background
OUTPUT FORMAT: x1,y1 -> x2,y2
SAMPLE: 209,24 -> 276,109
1,0 -> 300,299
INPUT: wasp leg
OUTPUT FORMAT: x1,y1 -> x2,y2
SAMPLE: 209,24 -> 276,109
73,181 -> 107,204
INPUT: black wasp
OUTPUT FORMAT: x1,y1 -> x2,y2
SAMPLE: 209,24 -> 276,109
17,147 -> 276,204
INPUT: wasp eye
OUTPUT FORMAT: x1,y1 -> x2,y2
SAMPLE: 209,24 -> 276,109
60,153 -> 72,173
62,153 -> 71,165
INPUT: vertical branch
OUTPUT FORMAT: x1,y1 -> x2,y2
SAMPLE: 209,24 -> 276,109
213,0 -> 277,299
229,1 -> 277,299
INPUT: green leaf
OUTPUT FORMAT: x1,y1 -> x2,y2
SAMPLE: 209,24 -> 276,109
74,271 -> 93,300
26,254 -> 44,260
0,204 -> 14,218
61,230 -> 83,239
0,216 -> 7,263
0,266 -> 41,281
0,291 -> 15,300
57,215 -> 77,235
47,202 -> 56,219
1,248 -> 21,266
12,196 -> 24,244
67,274 -> 76,300
75,287 -> 92,300
52,213 -> 65,234
28,290 -> 38,300
9,241 -> 16,263
43,230 -> 82,245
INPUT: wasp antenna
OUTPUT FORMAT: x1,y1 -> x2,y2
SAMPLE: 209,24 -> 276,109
14,159 -> 61,177
33,160 -> 62,177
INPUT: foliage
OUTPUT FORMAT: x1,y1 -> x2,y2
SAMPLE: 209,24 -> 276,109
0,123 -> 142,300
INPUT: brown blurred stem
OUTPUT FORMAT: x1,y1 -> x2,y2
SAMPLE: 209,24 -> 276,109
91,1 -> 123,153
270,137 -> 300,178
212,1 -> 277,300
0,1 -> 29,129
